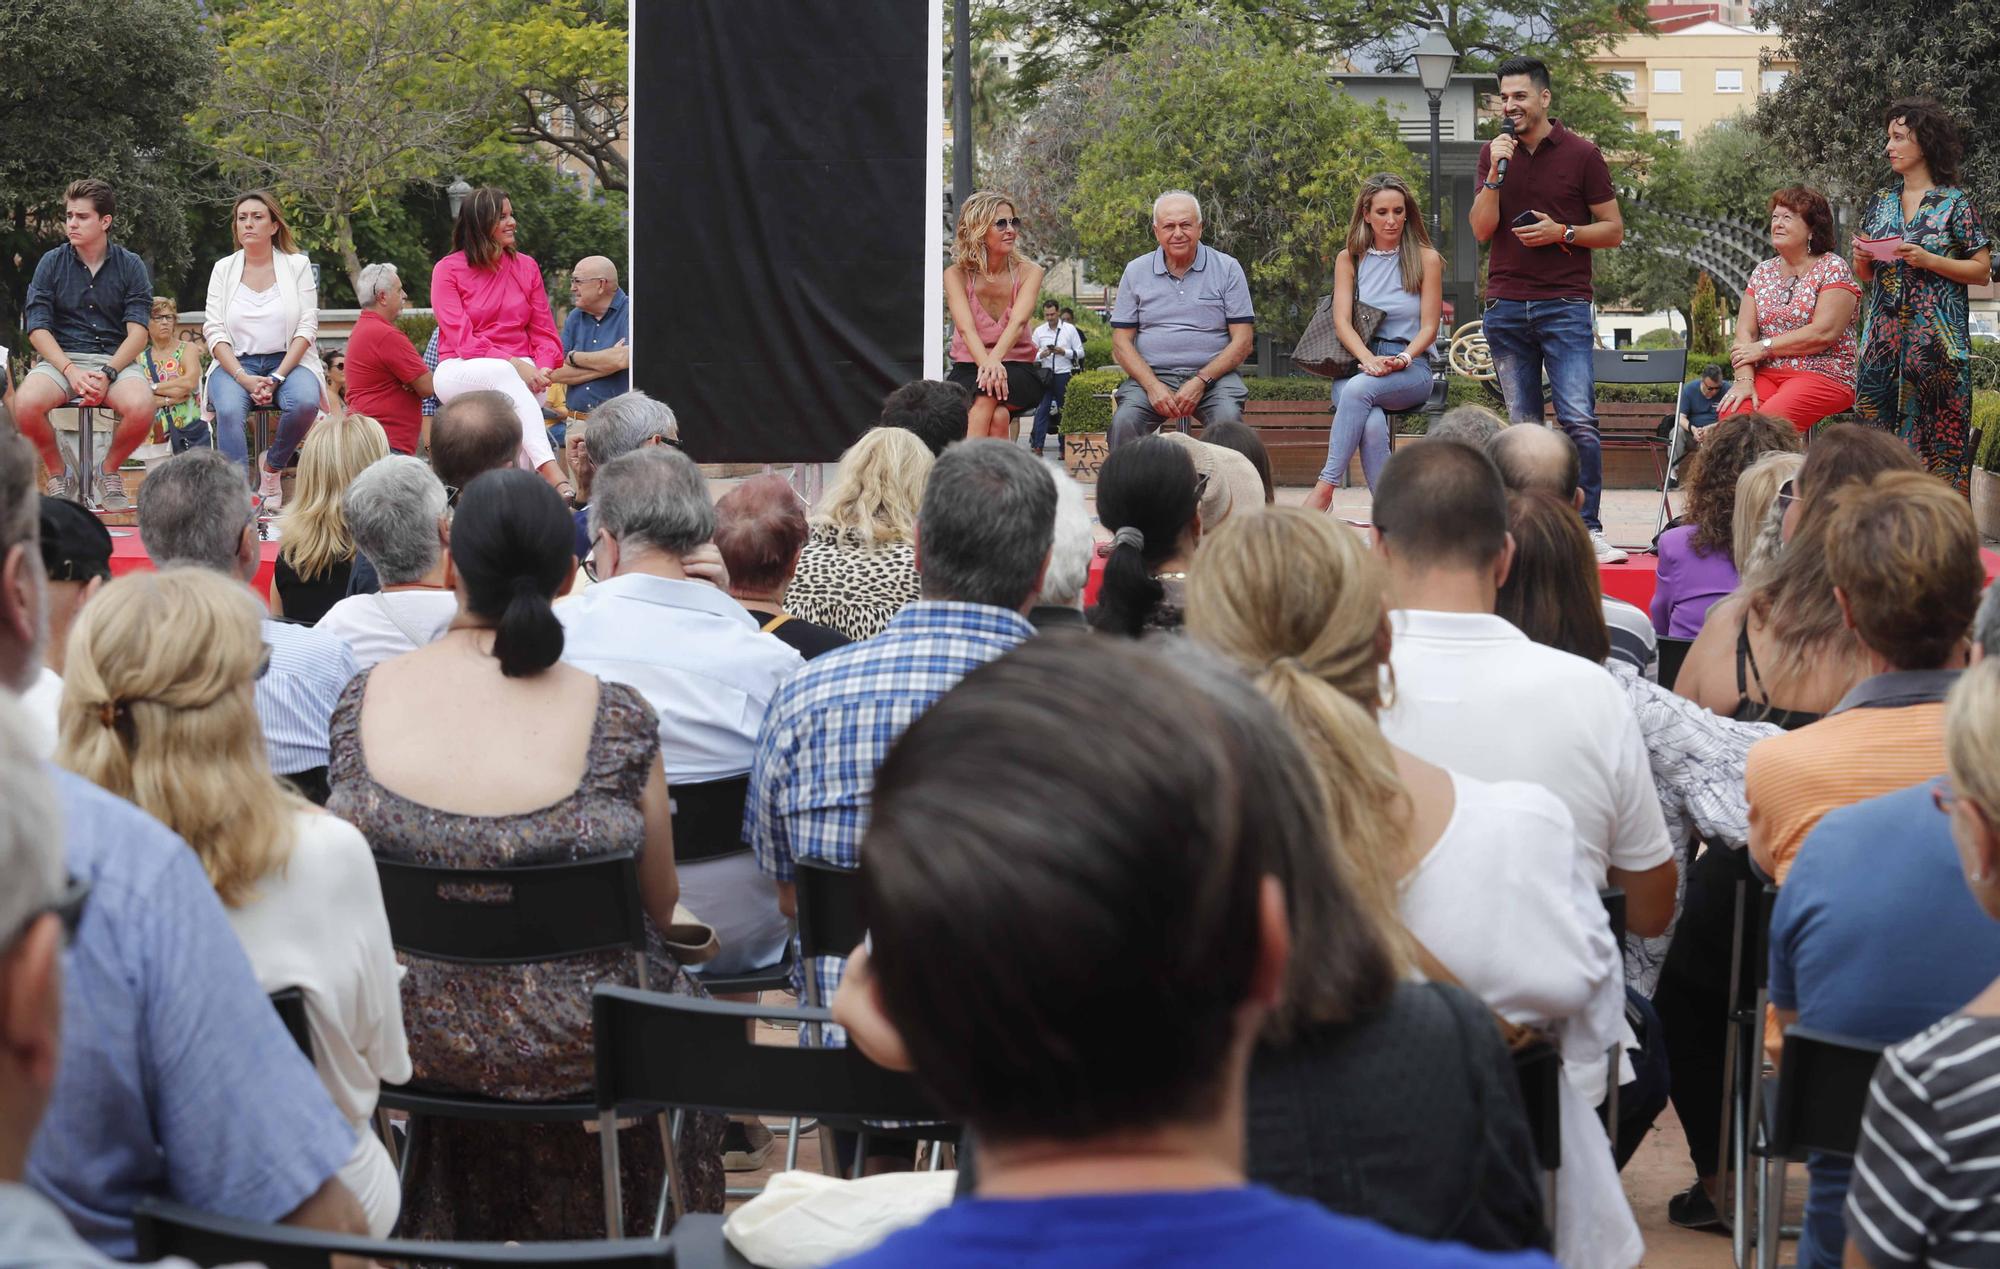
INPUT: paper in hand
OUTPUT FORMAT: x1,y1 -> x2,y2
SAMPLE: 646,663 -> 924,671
1854,236 -> 1906,263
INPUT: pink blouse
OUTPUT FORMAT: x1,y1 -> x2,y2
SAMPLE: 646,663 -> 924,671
430,250 -> 564,368
948,264 -> 1038,364
1745,254 -> 1861,389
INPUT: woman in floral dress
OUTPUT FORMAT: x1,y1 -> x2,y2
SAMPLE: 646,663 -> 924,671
1852,98 -> 1993,492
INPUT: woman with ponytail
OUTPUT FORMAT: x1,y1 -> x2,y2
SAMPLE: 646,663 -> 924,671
1091,434 -> 1202,636
1187,505 -> 1642,1268
57,568 -> 409,1237
324,467 -> 726,1239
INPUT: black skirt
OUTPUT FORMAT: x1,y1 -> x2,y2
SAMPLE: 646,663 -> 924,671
948,359 -> 1045,413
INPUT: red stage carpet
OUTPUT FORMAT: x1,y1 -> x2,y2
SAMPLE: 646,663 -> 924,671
109,529 -> 281,597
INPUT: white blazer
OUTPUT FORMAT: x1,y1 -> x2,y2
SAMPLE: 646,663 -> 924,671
203,249 -> 326,393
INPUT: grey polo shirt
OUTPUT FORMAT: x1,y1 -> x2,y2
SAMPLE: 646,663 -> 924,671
1109,243 -> 1255,374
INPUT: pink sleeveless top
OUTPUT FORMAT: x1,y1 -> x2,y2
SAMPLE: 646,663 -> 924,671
949,264 -> 1038,364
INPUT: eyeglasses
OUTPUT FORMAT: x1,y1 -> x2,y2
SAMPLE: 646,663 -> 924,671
569,276 -> 612,288
584,531 -> 606,583
1934,780 -> 1959,817
443,484 -> 462,509
255,645 -> 273,680
5,875 -> 91,954
991,217 -> 1024,231
1775,477 -> 1797,517
328,359 -> 345,372
1193,470 -> 1212,502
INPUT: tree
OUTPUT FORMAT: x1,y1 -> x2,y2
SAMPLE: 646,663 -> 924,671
481,0 -> 629,193
0,0 -> 214,333
1688,271 -> 1727,361
1756,0 -> 2000,207
1068,9 -> 1418,341
983,73 -> 1092,267
200,0 -> 504,292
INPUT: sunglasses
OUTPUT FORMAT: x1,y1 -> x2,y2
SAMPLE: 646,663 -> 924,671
1775,477 -> 1797,517
992,217 -> 1025,231
328,359 -> 345,371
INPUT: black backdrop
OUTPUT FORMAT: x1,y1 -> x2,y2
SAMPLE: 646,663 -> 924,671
631,1 -> 932,463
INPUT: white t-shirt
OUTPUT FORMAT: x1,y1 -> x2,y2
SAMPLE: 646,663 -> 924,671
20,666 -> 63,758
228,282 -> 292,357
227,809 -> 411,1236
315,590 -> 458,669
1401,771 -> 1642,1269
1382,609 -> 1675,886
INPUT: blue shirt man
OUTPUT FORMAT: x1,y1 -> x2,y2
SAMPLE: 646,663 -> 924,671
1678,367 -> 1724,433
556,257 -> 630,417
30,768 -> 356,1255
1767,780 -> 2000,1269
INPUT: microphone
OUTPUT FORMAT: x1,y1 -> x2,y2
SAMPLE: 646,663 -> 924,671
1494,116 -> 1515,185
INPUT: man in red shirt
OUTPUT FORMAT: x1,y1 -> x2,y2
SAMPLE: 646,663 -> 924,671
1471,56 -> 1627,564
344,263 -> 434,455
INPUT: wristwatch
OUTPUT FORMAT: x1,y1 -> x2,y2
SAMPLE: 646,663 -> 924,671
1195,372 -> 1215,388
1561,224 -> 1577,246
269,370 -> 287,386
1760,337 -> 1773,353
1481,180 -> 1502,190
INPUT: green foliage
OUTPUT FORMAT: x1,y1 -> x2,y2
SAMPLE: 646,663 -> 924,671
396,313 -> 439,353
0,0 -> 215,332
1081,336 -> 1114,371
1056,366 -> 1125,433
1634,328 -> 1685,350
480,0 -> 628,191
1974,391 -> 2000,473
1756,0 -> 2000,207
1243,376 -> 1337,401
1069,8 -> 1418,343
1688,273 -> 1728,361
1972,340 -> 2000,394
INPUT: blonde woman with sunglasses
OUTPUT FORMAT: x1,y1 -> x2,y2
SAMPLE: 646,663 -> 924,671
944,190 -> 1045,442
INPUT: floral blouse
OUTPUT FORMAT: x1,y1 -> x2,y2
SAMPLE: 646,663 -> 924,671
1745,254 -> 1861,389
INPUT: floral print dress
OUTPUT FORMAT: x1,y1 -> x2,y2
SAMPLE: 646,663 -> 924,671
1854,181 -> 1992,491
326,671 -> 724,1240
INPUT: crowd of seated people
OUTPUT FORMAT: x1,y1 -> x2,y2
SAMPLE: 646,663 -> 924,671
6,321 -> 2000,1269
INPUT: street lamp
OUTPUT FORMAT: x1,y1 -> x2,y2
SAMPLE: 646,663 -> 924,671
1412,21 -> 1459,243
447,176 -> 472,220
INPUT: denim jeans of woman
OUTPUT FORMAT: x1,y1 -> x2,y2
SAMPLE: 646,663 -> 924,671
1320,341 -> 1431,489
207,351 -> 319,474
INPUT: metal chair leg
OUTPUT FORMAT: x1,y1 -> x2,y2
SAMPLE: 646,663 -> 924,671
600,1109 -> 624,1238
1756,1150 -> 1785,1269
74,406 -> 99,510
655,1110 -> 681,1237
783,1116 -> 802,1171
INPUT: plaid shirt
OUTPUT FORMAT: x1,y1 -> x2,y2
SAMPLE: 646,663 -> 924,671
420,328 -> 441,417
747,601 -> 1035,1042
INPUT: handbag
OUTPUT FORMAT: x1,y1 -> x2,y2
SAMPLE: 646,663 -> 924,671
1292,291 -> 1387,380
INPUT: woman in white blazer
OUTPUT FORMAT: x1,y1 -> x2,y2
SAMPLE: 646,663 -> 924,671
204,192 -> 326,512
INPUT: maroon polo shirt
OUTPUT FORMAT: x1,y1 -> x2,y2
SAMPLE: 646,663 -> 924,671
343,308 -> 428,454
1477,120 -> 1617,301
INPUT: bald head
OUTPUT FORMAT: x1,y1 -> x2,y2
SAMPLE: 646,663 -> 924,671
431,391 -> 521,492
1488,424 -> 1580,505
570,255 -> 620,317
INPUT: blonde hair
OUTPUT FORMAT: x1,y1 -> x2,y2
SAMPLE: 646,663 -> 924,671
1733,451 -> 1804,585
812,426 -> 934,548
1947,658 -> 2000,828
1343,173 -> 1436,295
1185,506 -> 1414,987
231,191 -> 299,255
278,414 -> 391,580
57,569 -> 301,907
951,190 -> 1024,275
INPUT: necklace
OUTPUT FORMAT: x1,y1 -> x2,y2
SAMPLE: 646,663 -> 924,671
1366,246 -> 1399,257
1153,571 -> 1188,581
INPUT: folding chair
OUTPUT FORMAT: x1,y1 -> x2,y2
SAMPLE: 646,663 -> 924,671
371,852 -> 669,1233
1590,347 -> 1689,547
134,1196 -> 678,1269
1719,879 -> 1779,1268
672,777 -> 794,997
269,987 -> 312,1061
1656,636 -> 1695,693
1753,1027 -> 1884,1269
1512,1038 -> 1563,1231
793,857 -> 870,1009
1599,887 -> 1627,1140
593,987 -> 957,1234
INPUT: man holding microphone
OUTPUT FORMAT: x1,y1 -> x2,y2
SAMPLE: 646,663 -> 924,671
1472,56 -> 1628,563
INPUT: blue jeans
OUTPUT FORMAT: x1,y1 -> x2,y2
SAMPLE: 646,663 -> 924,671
1482,298 -> 1603,529
207,351 -> 319,473
1321,342 -> 1430,488
1030,371 -> 1070,452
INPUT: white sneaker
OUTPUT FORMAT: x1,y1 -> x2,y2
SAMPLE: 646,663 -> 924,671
1590,529 -> 1629,565
257,463 -> 284,514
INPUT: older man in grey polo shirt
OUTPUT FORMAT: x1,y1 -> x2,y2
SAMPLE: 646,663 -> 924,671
1107,191 -> 1256,448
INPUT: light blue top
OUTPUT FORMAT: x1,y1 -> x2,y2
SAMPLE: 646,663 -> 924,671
258,616 -> 359,776
1356,249 -> 1421,345
1110,244 -> 1256,374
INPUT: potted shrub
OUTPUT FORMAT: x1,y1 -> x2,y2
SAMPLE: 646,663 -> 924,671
1972,391 -> 2000,543
1056,367 -> 1123,481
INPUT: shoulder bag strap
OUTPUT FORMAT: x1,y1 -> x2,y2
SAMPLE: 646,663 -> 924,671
1406,930 -> 1546,1052
760,612 -> 793,635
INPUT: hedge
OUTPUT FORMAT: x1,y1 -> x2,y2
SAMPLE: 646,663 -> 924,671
1057,367 -> 1125,434
396,314 -> 438,353
1974,390 -> 2000,473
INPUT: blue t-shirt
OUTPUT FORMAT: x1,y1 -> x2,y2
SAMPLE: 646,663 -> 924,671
1678,377 -> 1721,430
831,1186 -> 1552,1268
1768,781 -> 2000,1269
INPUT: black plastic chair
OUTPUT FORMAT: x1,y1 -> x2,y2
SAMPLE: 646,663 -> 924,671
1591,346 -> 1690,543
671,777 -> 795,997
794,857 -> 868,991
593,987 -> 957,1232
1720,878 -> 1779,1268
371,852 -> 666,1231
1753,1027 -> 1884,1269
1598,887 -> 1628,1136
134,1196 -> 679,1268
1657,636 -> 1695,692
1511,1038 -> 1563,1229
269,987 -> 312,1061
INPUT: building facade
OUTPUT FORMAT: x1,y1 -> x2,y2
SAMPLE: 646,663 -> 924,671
1590,19 -> 1795,140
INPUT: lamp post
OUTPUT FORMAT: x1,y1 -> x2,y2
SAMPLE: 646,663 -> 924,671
1412,21 -> 1459,244
951,0 -> 973,213
447,177 -> 472,220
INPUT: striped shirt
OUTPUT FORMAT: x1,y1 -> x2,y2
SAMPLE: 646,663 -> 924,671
1746,671 -> 1955,883
258,617 -> 360,777
1846,1014 -> 2000,1267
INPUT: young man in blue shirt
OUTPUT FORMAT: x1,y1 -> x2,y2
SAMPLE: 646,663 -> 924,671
826,637 -> 1550,1268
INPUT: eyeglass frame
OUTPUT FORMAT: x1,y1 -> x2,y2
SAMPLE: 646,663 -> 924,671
4,875 -> 91,954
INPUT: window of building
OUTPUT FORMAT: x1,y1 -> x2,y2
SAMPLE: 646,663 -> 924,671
1761,69 -> 1789,94
1715,69 -> 1743,93
1609,69 -> 1638,96
1655,119 -> 1684,140
1615,328 -> 1633,348
1652,68 -> 1682,94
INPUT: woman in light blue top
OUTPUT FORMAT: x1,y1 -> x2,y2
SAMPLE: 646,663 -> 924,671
1306,174 -> 1444,508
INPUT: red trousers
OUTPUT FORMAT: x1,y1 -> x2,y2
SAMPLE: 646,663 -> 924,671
1720,367 -> 1855,432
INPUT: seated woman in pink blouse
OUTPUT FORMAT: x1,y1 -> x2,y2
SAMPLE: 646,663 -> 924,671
1718,187 -> 1861,433
430,186 -> 573,503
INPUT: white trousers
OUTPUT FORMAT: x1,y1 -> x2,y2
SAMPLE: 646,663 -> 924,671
432,357 -> 556,472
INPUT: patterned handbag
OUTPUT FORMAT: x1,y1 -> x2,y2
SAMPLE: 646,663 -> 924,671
1292,293 -> 1387,380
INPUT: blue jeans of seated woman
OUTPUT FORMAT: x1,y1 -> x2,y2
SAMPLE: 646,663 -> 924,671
1321,344 -> 1431,489
207,351 -> 318,474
